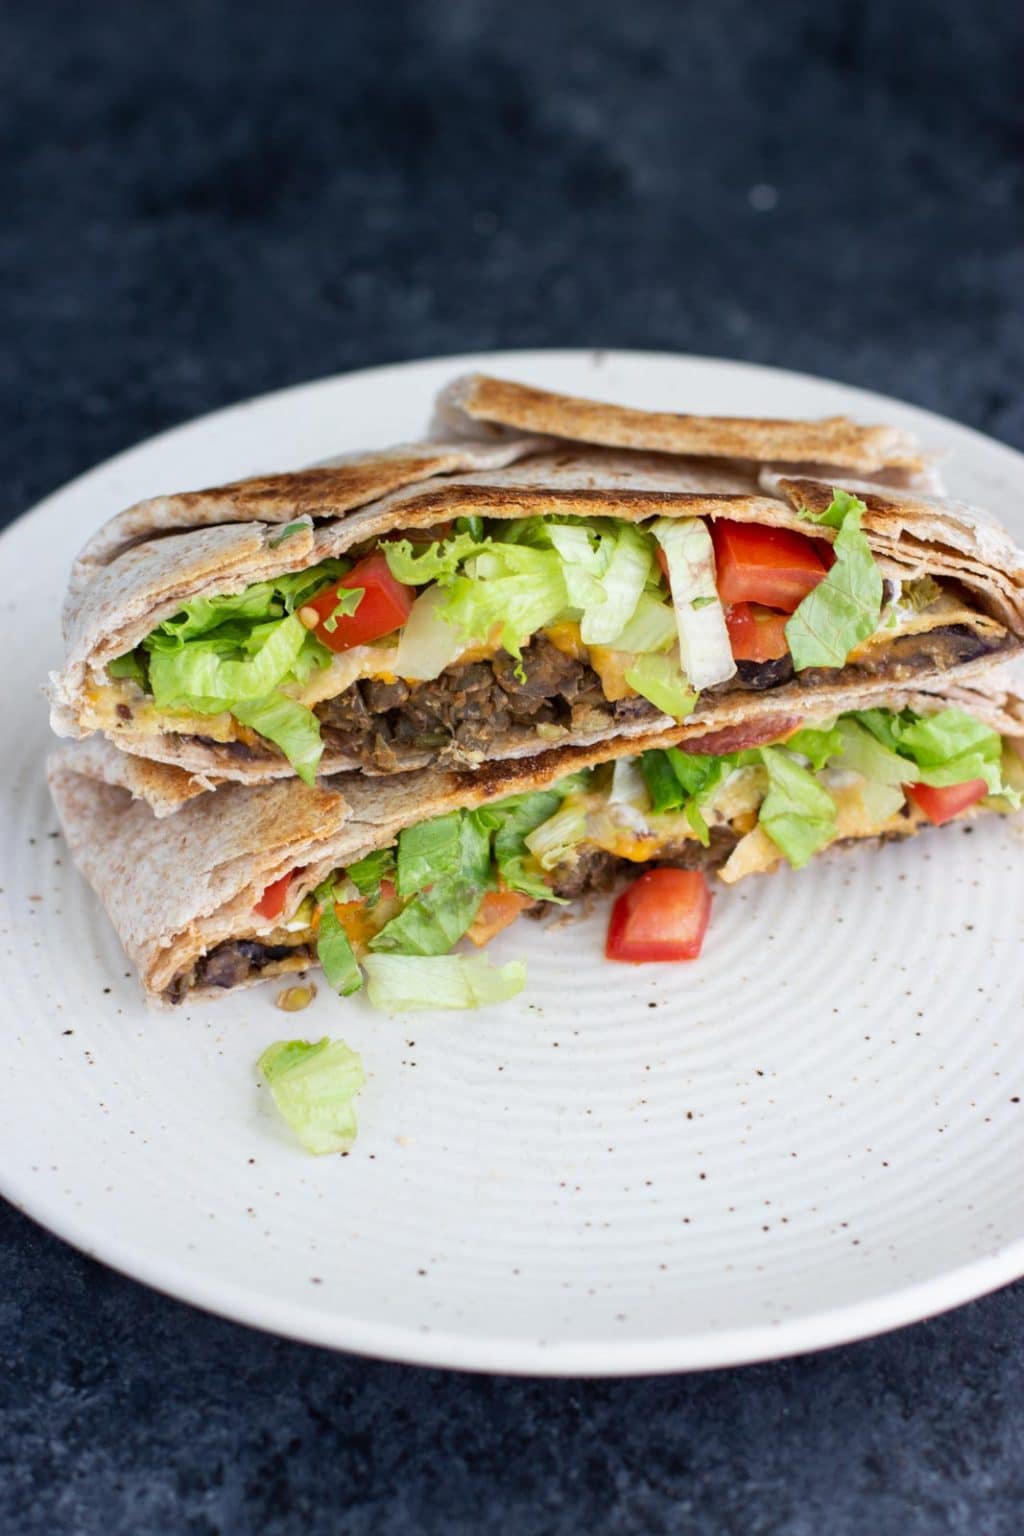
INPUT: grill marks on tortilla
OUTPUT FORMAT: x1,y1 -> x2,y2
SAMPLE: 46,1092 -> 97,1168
443,374 -> 926,472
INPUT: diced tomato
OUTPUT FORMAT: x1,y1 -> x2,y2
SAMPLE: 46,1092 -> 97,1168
711,519 -> 827,612
466,888 -> 535,947
905,779 -> 988,826
725,602 -> 791,662
304,552 -> 415,653
605,868 -> 711,963
254,871 -> 293,922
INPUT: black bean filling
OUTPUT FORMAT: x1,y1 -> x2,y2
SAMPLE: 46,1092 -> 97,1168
314,636 -> 660,770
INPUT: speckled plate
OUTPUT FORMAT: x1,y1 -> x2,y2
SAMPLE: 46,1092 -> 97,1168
3,350 -> 1024,1375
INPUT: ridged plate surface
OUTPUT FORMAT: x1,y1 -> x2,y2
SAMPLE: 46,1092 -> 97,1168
3,350 -> 1024,1374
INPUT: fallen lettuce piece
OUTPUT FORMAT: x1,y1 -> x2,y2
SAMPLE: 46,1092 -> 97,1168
258,1037 -> 366,1154
624,652 -> 698,717
650,518 -> 736,689
786,493 -> 883,669
758,746 -> 837,868
363,953 -> 527,1011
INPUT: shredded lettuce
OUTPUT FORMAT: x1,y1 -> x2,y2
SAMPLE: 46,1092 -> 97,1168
396,810 -> 491,899
650,518 -> 736,689
786,493 -> 883,669
605,590 -> 677,654
783,720 -> 844,772
757,746 -> 838,867
118,559 -> 353,780
232,695 -> 324,785
524,801 -> 588,871
440,543 -> 569,659
345,848 -> 396,906
313,880 -> 364,996
393,585 -> 467,680
383,530 -> 487,586
852,707 -> 1018,801
363,954 -> 526,1011
480,789 -> 575,901
258,1037 -> 365,1154
586,524 -> 652,644
624,652 -> 698,717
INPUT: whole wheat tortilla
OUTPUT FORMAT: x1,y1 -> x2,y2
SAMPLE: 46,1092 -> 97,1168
66,433 -> 544,599
432,374 -> 927,473
49,671 -> 1024,1001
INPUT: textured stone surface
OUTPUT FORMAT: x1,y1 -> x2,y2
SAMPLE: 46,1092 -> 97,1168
3,0 -> 1024,1530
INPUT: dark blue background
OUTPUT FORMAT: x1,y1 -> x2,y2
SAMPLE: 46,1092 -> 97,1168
3,1 -> 1024,1531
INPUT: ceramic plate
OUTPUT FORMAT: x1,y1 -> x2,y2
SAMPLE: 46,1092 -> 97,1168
3,350 -> 1023,1375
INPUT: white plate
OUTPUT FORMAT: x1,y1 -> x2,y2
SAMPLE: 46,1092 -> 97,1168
4,350 -> 1024,1376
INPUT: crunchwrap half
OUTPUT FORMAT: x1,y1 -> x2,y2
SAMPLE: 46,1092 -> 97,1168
48,665 -> 1024,1009
50,379 -> 1024,796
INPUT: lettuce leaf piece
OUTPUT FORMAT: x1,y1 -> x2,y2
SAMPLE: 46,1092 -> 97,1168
482,790 -> 571,902
758,746 -> 837,867
640,750 -> 688,814
396,810 -> 492,900
835,719 -> 910,787
605,590 -> 677,654
624,653 -> 698,717
439,544 -> 569,659
545,522 -> 652,646
108,650 -> 148,686
151,560 -> 349,645
148,613 -> 310,708
523,801 -> 589,871
785,494 -> 883,669
664,748 -> 733,846
783,720 -> 844,772
313,884 -> 363,995
367,879 -> 485,956
802,487 -> 866,531
854,707 -> 1018,801
650,518 -> 736,689
382,530 -> 487,586
362,954 -> 527,1012
345,848 -> 396,907
258,1037 -> 365,1154
232,694 -> 324,785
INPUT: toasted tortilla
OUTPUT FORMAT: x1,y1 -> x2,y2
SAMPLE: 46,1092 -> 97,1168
49,675 -> 1023,1002
433,374 -> 927,473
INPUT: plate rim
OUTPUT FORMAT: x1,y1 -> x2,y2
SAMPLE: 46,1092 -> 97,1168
5,345 -> 1024,1376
